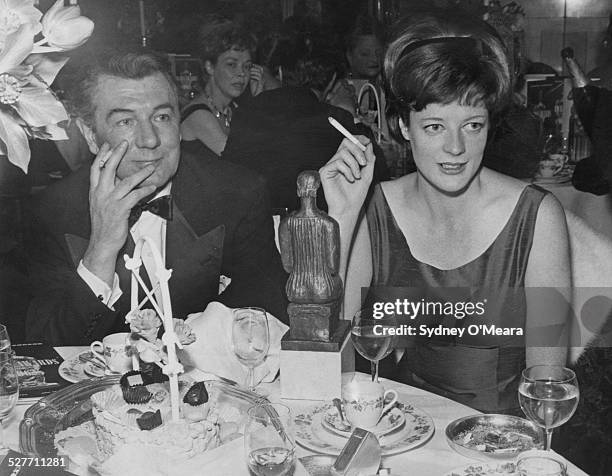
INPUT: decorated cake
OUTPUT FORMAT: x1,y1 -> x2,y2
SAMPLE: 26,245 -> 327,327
54,375 -> 244,475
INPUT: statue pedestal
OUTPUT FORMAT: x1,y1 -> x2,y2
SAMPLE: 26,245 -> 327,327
280,320 -> 354,400
287,302 -> 340,341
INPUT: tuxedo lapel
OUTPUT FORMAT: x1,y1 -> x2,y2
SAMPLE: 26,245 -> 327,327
166,204 -> 225,317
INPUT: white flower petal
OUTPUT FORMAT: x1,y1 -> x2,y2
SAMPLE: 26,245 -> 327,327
15,85 -> 68,126
0,23 -> 35,73
25,54 -> 68,85
0,109 -> 30,172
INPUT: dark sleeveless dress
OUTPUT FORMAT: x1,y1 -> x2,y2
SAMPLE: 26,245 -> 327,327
365,183 -> 548,413
180,103 -> 222,157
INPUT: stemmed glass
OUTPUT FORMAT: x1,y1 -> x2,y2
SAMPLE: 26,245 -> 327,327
0,351 -> 19,455
245,403 -> 295,476
231,307 -> 270,392
518,365 -> 579,451
0,325 -> 11,352
351,309 -> 397,382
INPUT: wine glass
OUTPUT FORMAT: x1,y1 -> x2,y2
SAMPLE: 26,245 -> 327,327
351,309 -> 397,382
0,351 -> 19,455
518,365 -> 579,451
245,403 -> 295,476
232,307 -> 270,392
0,325 -> 11,352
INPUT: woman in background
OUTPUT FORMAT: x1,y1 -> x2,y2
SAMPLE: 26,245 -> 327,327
181,19 -> 263,156
320,11 -> 571,414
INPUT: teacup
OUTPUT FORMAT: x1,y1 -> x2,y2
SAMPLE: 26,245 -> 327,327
90,332 -> 132,373
341,380 -> 398,430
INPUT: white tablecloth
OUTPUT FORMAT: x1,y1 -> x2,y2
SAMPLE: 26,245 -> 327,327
3,347 -> 588,476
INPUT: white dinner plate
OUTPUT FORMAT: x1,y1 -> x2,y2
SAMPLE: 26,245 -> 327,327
321,405 -> 405,438
445,461 -> 574,476
294,397 -> 434,456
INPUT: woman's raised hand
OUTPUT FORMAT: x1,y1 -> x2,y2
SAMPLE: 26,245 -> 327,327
249,64 -> 265,97
319,136 -> 375,217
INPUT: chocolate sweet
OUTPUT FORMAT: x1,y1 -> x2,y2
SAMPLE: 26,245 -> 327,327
120,370 -> 153,404
183,381 -> 209,406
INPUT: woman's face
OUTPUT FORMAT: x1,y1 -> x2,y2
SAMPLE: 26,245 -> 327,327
399,101 -> 489,194
347,35 -> 382,79
207,48 -> 252,99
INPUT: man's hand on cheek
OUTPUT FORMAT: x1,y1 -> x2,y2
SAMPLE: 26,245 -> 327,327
82,140 -> 156,286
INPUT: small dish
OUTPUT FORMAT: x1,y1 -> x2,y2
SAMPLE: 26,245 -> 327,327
322,405 -> 405,437
59,351 -> 111,383
446,414 -> 543,462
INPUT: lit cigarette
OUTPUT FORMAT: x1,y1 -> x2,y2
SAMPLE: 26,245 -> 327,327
328,117 -> 367,152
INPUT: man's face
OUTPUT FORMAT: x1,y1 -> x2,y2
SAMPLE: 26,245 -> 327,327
82,72 -> 181,189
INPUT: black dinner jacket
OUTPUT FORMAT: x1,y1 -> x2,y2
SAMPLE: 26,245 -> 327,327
26,147 -> 288,345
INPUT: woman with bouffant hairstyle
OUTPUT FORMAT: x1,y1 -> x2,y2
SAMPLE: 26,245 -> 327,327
320,10 -> 571,413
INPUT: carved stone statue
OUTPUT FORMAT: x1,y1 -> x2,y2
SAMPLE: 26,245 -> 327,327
279,170 -> 343,341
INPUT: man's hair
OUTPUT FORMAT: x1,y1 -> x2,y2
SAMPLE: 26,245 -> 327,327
68,49 -> 178,126
384,11 -> 512,141
196,17 -> 256,66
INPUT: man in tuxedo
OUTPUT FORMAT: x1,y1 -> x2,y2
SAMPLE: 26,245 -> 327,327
26,50 -> 288,345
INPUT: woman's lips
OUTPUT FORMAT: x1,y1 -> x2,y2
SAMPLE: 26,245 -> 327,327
438,162 -> 467,175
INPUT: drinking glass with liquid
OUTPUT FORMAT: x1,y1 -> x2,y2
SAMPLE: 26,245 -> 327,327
518,365 -> 579,451
245,403 -> 295,476
0,351 -> 19,454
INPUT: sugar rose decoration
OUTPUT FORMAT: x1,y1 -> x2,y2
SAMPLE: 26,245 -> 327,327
126,309 -> 196,365
0,0 -> 94,173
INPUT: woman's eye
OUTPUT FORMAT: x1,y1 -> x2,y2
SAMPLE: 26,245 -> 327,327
424,124 -> 443,133
465,122 -> 484,132
155,113 -> 171,122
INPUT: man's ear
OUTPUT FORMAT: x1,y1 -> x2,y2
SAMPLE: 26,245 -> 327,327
204,60 -> 214,77
398,117 -> 411,141
75,118 -> 99,155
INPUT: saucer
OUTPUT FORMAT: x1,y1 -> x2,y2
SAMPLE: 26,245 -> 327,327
295,398 -> 434,456
322,405 -> 405,437
83,362 -> 106,378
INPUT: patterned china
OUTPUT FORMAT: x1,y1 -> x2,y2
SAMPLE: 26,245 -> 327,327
295,399 -> 434,456
341,380 -> 398,430
322,405 -> 405,437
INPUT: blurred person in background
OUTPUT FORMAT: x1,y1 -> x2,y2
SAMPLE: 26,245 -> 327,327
181,18 -> 264,156
223,22 -> 389,212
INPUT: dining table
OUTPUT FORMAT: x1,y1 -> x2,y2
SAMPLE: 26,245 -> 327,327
2,346 -> 589,476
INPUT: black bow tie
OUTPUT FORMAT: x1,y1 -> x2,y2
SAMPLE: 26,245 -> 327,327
128,195 -> 173,228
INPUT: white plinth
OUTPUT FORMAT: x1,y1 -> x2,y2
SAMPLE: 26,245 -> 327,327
279,331 -> 354,400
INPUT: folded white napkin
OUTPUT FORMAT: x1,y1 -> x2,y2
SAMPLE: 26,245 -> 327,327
178,302 -> 288,386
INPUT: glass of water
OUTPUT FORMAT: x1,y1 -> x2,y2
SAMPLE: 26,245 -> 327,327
0,351 -> 19,454
245,403 -> 295,476
518,365 -> 579,451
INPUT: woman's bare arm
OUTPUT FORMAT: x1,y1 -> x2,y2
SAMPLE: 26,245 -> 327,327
524,193 -> 572,366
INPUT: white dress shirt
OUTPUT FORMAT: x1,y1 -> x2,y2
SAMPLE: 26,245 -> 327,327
77,183 -> 171,310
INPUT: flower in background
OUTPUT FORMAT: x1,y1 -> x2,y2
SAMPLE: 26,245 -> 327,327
0,0 -> 93,173
40,0 -> 94,51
